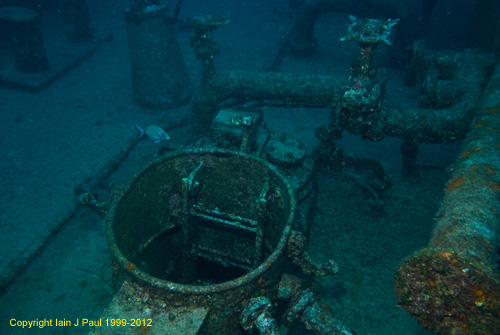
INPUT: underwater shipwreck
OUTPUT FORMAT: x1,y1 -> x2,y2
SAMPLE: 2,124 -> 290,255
87,3 -> 500,334
2,1 -> 499,335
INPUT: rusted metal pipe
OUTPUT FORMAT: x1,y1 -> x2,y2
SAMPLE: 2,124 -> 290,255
192,69 -> 471,141
192,50 -> 492,140
383,51 -> 494,143
277,274 -> 354,335
394,59 -> 500,335
192,70 -> 343,134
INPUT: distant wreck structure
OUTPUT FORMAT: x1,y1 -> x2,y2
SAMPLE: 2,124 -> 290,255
0,6 -> 50,73
124,0 -> 192,108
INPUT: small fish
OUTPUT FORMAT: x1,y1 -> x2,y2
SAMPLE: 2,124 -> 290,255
135,125 -> 170,143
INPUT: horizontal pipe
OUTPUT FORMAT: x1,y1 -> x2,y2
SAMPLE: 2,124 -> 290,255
394,59 -> 500,335
383,105 -> 474,143
192,70 -> 343,134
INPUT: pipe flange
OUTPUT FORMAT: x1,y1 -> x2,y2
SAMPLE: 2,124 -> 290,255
240,296 -> 279,335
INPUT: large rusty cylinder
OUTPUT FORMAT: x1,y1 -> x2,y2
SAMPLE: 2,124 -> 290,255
100,149 -> 297,335
394,60 -> 500,335
192,70 -> 344,134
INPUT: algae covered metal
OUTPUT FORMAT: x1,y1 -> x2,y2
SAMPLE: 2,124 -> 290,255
394,60 -> 500,335
93,149 -> 296,335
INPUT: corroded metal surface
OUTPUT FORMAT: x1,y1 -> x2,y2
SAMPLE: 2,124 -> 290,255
89,280 -> 209,335
240,297 -> 279,335
277,274 -> 354,335
100,149 -> 296,335
394,59 -> 500,335
339,15 -> 399,46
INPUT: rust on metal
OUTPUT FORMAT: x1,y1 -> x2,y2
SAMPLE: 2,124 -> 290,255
394,61 -> 500,335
